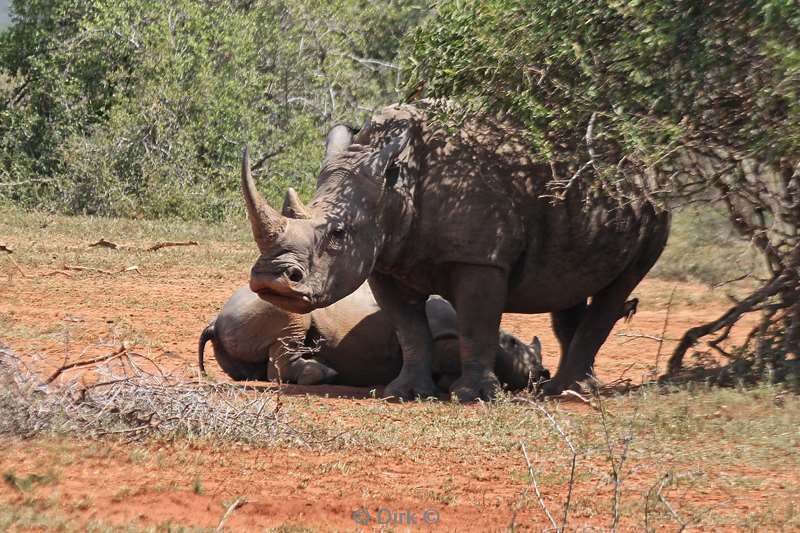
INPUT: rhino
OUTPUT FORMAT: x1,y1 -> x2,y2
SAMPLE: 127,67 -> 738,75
240,106 -> 670,400
198,284 -> 548,391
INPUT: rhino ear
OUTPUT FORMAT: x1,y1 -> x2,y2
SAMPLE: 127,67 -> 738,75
281,187 -> 311,219
530,336 -> 542,354
362,129 -> 411,184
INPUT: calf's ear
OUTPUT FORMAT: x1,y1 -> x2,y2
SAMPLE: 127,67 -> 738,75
530,336 -> 542,354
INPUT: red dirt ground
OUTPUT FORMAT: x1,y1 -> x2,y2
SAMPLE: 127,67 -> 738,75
0,254 -> 774,531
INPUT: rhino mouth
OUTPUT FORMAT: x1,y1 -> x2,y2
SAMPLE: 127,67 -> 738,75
254,288 -> 316,314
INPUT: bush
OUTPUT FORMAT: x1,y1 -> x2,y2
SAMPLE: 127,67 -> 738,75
0,0 -> 426,220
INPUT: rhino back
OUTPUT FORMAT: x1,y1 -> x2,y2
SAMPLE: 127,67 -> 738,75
363,104 -> 669,312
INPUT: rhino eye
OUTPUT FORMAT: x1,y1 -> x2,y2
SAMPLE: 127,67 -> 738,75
325,225 -> 346,252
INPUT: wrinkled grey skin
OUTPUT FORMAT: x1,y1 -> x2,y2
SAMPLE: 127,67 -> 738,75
241,107 -> 670,400
198,285 -> 548,390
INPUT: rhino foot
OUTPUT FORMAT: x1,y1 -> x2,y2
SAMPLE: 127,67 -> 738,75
539,379 -> 565,397
539,377 -> 587,397
384,371 -> 438,401
450,371 -> 501,402
295,359 -> 339,385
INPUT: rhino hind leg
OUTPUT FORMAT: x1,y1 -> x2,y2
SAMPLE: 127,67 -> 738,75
544,233 -> 665,395
213,346 -> 268,381
551,302 -> 587,365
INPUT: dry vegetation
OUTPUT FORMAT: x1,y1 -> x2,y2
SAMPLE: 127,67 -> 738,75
1,204 -> 798,531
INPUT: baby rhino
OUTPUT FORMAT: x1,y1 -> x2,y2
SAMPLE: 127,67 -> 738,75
199,283 -> 549,392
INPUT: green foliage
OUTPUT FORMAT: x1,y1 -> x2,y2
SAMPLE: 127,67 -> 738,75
407,0 -> 799,170
0,0 -> 426,220
651,206 -> 765,284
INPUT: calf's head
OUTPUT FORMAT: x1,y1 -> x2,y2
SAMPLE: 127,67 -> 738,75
241,126 -> 409,313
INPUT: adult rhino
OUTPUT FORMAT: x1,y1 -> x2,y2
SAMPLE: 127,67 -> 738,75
198,284 -> 548,390
241,106 -> 670,400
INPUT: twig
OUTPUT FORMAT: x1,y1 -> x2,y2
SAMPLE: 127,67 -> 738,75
216,496 -> 247,532
7,257 -> 33,278
616,332 -> 668,343
88,238 -> 123,250
520,442 -> 558,531
515,400 -> 580,531
63,264 -> 115,275
45,345 -> 128,384
655,474 -> 687,531
595,392 -> 620,531
146,241 -> 199,252
43,270 -> 73,277
654,286 -> 677,376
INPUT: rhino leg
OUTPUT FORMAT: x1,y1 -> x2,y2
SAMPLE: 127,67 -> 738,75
370,272 -> 438,400
448,265 -> 507,402
543,245 -> 661,395
551,301 -> 587,372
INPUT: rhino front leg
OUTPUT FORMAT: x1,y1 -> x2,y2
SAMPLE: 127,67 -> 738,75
449,265 -> 508,402
369,272 -> 438,400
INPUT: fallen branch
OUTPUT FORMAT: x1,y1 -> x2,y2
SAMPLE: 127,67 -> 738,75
216,496 -> 247,532
64,264 -> 140,276
63,264 -> 115,275
43,270 -> 73,277
668,274 -> 790,374
616,332 -> 668,343
89,238 -> 124,250
45,345 -> 128,384
147,240 -> 199,252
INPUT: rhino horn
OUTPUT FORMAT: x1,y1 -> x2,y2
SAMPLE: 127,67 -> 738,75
281,187 -> 311,219
241,145 -> 287,245
324,124 -> 356,162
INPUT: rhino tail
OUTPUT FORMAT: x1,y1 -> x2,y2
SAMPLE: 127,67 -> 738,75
198,318 -> 216,375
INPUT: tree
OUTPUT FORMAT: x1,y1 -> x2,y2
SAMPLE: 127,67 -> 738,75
407,0 -> 799,379
0,0 -> 427,219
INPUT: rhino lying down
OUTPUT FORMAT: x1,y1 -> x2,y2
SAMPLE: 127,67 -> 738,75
199,283 -> 549,390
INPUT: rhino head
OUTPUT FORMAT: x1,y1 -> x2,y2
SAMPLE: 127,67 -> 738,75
241,125 -> 410,313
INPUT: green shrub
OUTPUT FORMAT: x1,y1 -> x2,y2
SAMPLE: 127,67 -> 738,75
0,0 -> 426,220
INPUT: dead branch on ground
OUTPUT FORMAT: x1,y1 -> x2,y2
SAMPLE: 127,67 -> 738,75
89,238 -> 125,250
45,344 -> 129,384
216,496 -> 247,532
88,238 -> 199,252
146,240 -> 199,251
667,273 -> 792,374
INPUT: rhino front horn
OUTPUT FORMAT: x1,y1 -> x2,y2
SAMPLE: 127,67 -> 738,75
241,145 -> 287,246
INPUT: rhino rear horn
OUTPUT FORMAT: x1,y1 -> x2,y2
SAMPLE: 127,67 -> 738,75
281,187 -> 311,219
241,145 -> 287,246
